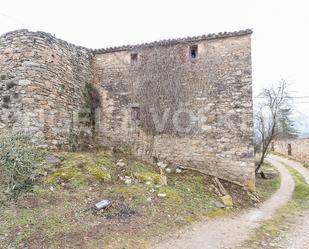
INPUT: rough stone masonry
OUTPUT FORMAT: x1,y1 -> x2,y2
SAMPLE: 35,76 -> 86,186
0,29 -> 254,184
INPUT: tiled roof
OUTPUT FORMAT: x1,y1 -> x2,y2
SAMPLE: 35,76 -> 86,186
93,29 -> 252,54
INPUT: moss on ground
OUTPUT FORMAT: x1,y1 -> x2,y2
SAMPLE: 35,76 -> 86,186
0,150 -> 249,249
241,167 -> 309,249
111,185 -> 145,198
135,172 -> 164,185
88,165 -> 111,181
45,168 -> 85,186
43,152 -> 114,187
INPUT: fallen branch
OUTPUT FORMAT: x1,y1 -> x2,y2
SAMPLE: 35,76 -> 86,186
213,177 -> 229,196
179,166 -> 244,187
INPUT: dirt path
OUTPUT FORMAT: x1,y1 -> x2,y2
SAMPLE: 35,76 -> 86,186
267,154 -> 309,249
153,157 -> 295,249
270,154 -> 309,184
283,211 -> 309,249
268,210 -> 309,249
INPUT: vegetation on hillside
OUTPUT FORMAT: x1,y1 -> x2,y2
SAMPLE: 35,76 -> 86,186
0,147 -> 265,248
0,150 -> 218,248
0,132 -> 41,203
0,131 -> 280,248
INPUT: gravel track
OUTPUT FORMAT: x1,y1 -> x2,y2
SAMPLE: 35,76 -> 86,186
153,156 -> 295,249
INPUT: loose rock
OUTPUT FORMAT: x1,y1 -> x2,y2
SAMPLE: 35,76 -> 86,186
176,168 -> 183,174
157,161 -> 167,169
220,195 -> 233,207
165,168 -> 172,173
116,159 -> 126,167
214,200 -> 226,208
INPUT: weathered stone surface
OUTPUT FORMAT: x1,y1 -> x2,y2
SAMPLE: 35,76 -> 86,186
92,32 -> 255,184
0,29 -> 255,184
274,138 -> 309,164
0,30 -> 92,147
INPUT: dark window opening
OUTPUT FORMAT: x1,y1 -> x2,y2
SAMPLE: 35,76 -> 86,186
131,106 -> 140,121
131,53 -> 138,65
190,45 -> 198,59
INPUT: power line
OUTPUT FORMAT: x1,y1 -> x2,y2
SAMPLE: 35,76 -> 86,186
0,12 -> 27,26
254,96 -> 309,99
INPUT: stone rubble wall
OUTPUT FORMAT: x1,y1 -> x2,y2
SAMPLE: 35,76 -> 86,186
274,139 -> 309,164
0,30 -> 93,147
0,29 -> 255,184
92,34 -> 255,184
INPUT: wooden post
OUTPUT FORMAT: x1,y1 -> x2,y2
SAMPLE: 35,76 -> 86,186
271,142 -> 275,152
288,143 -> 292,156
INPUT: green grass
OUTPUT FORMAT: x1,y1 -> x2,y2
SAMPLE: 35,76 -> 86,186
241,167 -> 309,248
256,176 -> 280,201
1,150 -> 286,249
0,208 -> 75,247
0,150 -> 218,249
255,162 -> 281,201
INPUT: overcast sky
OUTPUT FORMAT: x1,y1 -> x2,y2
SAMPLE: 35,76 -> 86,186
1,0 -> 308,135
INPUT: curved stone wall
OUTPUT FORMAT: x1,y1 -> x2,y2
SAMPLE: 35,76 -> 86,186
0,30 -> 93,147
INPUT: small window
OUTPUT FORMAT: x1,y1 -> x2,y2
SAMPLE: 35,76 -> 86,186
131,106 -> 140,124
131,53 -> 138,65
190,45 -> 198,59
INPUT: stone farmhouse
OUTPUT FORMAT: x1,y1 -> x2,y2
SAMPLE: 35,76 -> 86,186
0,29 -> 254,184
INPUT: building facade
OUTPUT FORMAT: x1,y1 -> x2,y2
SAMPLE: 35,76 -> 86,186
0,29 -> 254,184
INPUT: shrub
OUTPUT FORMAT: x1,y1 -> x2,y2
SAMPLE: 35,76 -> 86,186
0,131 -> 41,199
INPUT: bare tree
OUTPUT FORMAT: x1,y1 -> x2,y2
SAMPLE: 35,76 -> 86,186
254,80 -> 292,173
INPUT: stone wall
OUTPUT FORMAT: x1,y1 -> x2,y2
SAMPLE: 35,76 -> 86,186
274,139 -> 309,164
0,30 -> 92,147
0,29 -> 255,184
92,32 -> 255,184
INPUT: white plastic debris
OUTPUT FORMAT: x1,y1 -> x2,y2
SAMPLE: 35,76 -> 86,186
157,193 -> 167,197
94,199 -> 111,210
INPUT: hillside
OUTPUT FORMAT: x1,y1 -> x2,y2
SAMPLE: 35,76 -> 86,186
0,150 -> 264,248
